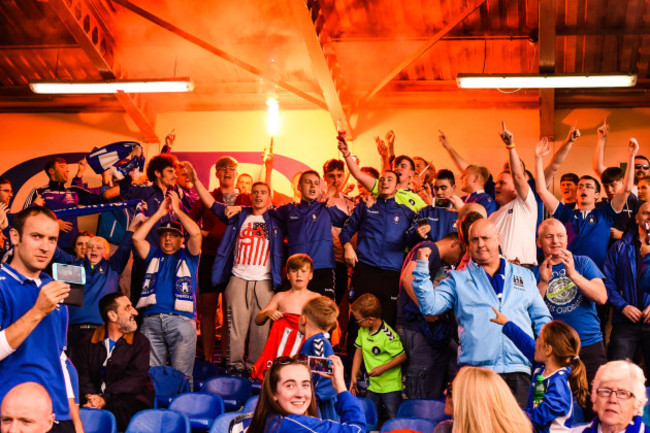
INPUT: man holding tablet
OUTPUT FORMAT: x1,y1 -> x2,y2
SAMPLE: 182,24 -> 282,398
0,206 -> 75,432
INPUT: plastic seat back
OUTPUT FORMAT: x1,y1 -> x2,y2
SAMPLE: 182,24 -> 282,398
201,376 -> 252,411
208,412 -> 252,433
125,409 -> 190,433
396,399 -> 448,424
356,397 -> 379,432
379,417 -> 437,433
149,366 -> 190,408
242,395 -> 259,413
169,393 -> 225,430
193,360 -> 220,390
79,408 -> 117,433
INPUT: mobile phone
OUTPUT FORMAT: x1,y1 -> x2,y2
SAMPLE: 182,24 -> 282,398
308,356 -> 333,375
52,263 -> 86,306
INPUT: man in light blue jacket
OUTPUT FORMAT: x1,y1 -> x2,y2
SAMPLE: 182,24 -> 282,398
412,218 -> 551,407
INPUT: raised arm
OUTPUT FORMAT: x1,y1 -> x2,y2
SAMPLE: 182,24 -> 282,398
168,191 -> 202,256
132,197 -> 170,260
611,138 -> 639,213
545,122 -> 581,183
534,137 -> 559,213
439,130 -> 469,172
375,136 -> 391,174
593,119 -> 609,177
183,161 -> 215,209
498,122 -> 529,199
337,137 -> 376,192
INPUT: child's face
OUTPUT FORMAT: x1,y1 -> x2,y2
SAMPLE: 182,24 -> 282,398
352,310 -> 372,328
534,329 -> 551,364
287,264 -> 313,289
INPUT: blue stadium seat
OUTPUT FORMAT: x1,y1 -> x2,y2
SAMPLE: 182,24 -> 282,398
125,409 -> 190,433
379,417 -> 437,433
396,399 -> 448,425
193,360 -> 220,391
208,412 -> 253,433
356,397 -> 378,432
201,376 -> 252,411
242,395 -> 258,413
79,408 -> 117,433
149,366 -> 190,408
169,393 -> 225,430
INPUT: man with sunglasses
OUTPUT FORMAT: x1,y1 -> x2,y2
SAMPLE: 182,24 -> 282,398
536,138 -> 639,270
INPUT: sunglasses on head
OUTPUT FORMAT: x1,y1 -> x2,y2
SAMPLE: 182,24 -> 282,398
273,355 -> 308,366
635,164 -> 650,170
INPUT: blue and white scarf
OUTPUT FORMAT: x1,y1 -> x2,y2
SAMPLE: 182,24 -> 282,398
580,415 -> 647,433
86,141 -> 141,174
136,249 -> 195,313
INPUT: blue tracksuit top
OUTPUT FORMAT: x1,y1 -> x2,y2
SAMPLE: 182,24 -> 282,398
604,231 -> 650,324
405,205 -> 458,248
24,179 -> 104,249
0,264 -> 70,420
210,202 -> 285,289
270,200 -> 348,270
503,322 -> 574,433
263,391 -> 365,433
412,259 -> 551,373
52,232 -> 133,325
339,197 -> 415,271
299,333 -> 336,401
464,190 -> 497,215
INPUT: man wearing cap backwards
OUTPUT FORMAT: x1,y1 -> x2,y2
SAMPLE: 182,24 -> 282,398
132,191 -> 201,387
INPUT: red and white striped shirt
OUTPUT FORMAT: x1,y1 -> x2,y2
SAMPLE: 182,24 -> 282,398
231,214 -> 272,281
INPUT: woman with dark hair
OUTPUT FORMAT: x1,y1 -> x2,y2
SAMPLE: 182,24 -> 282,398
247,355 -> 365,433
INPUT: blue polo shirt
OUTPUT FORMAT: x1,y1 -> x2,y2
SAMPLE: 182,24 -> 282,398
553,202 -> 618,269
533,256 -> 604,346
464,190 -> 497,215
406,206 -> 457,248
0,264 -> 70,420
142,246 -> 199,319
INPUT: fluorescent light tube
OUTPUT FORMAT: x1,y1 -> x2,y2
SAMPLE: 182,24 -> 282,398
30,78 -> 195,94
456,73 -> 637,89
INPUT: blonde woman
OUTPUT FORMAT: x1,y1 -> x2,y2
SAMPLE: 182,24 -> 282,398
452,366 -> 533,433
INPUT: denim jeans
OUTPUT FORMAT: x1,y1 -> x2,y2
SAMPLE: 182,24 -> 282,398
366,390 -> 402,420
141,314 -> 197,388
608,321 -> 650,383
397,327 -> 459,399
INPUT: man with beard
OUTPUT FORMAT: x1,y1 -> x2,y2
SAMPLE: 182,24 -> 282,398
73,293 -> 154,431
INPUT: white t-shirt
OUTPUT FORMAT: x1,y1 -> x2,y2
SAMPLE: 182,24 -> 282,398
489,189 -> 538,265
231,214 -> 272,281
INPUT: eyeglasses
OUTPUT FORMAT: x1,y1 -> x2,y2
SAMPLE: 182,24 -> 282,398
596,388 -> 635,400
217,166 -> 237,172
273,355 -> 308,366
635,164 -> 650,170
356,317 -> 371,325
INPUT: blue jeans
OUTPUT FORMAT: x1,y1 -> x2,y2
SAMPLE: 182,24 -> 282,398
366,390 -> 402,420
141,314 -> 197,388
608,321 -> 650,383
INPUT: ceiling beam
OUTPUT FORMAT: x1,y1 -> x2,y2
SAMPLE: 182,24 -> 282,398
288,0 -> 352,137
44,0 -> 159,142
355,0 -> 488,107
538,0 -> 556,139
109,0 -> 327,110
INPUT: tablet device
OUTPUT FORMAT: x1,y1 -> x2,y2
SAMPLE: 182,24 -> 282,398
52,263 -> 85,307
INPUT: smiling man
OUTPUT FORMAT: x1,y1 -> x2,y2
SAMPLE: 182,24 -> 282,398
74,293 -> 153,431
188,168 -> 285,375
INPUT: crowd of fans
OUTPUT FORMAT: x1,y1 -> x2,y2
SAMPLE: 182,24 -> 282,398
1,120 -> 650,433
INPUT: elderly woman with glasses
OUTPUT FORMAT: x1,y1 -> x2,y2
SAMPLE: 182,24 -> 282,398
247,355 -> 365,433
570,360 -> 649,433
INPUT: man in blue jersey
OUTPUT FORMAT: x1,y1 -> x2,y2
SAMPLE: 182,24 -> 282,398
0,206 -> 74,432
535,137 -> 638,270
132,192 -> 202,387
534,218 -> 608,390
